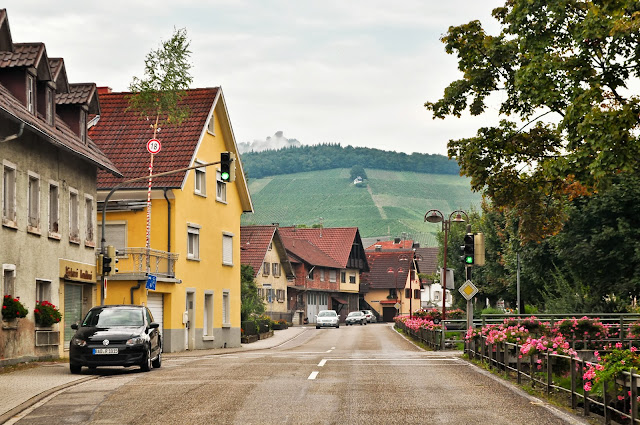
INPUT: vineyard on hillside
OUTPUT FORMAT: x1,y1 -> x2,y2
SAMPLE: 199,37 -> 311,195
241,168 -> 482,247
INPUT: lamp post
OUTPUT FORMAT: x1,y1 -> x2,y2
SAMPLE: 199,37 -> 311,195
424,209 -> 468,322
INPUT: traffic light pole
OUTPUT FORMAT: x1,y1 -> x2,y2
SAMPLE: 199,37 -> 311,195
99,157 -> 227,305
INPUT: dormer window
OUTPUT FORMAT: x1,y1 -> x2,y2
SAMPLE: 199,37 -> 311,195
207,115 -> 215,135
45,88 -> 53,125
27,75 -> 34,113
79,109 -> 86,143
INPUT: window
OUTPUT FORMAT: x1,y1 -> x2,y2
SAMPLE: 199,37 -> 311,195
308,268 -> 314,279
27,75 -> 34,113
3,266 -> 15,296
36,279 -> 51,302
27,172 -> 40,230
194,162 -> 206,196
329,270 -> 336,283
187,225 -> 200,260
85,195 -> 94,244
222,233 -> 233,265
320,269 -> 325,281
272,262 -> 281,277
48,182 -> 59,235
79,109 -> 86,143
349,274 -> 356,284
69,189 -> 79,243
276,289 -> 285,302
203,292 -> 214,339
262,262 -> 270,276
434,291 -> 441,301
216,170 -> 227,202
45,87 -> 54,125
99,222 -> 127,252
268,242 -> 272,251
414,289 -> 421,299
222,290 -> 230,326
340,271 -> 346,283
3,162 -> 17,225
207,114 -> 215,134
405,288 -> 411,298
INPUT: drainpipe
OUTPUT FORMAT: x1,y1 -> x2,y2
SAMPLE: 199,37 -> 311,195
163,188 -> 171,253
131,280 -> 142,304
0,122 -> 24,143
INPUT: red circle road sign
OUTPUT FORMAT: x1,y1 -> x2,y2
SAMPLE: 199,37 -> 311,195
147,139 -> 161,154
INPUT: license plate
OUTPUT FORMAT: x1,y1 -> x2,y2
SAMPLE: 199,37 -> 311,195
93,348 -> 118,355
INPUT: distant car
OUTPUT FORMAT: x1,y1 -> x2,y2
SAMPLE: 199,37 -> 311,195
361,310 -> 377,323
345,311 -> 366,326
316,310 -> 340,329
69,305 -> 162,374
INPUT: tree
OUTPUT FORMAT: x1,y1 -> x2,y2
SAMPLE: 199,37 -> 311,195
128,27 -> 193,132
349,165 -> 367,181
241,265 -> 265,321
425,1 -> 640,242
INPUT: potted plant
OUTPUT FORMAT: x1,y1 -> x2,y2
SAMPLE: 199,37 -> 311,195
34,300 -> 62,328
2,295 -> 28,322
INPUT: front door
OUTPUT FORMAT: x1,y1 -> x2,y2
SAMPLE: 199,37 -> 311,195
185,291 -> 195,351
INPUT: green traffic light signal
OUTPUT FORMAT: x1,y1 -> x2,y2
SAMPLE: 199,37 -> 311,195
463,233 -> 474,265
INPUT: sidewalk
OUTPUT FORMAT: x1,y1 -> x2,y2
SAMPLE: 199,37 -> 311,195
0,326 -> 308,423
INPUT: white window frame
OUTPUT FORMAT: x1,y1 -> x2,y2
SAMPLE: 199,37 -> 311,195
2,160 -> 17,227
222,232 -> 233,266
187,224 -> 200,260
222,289 -> 230,327
36,279 -> 52,303
98,221 -> 127,252
79,109 -> 86,143
262,262 -> 270,276
203,291 -> 214,340
216,170 -> 227,203
207,114 -> 215,135
46,87 -> 53,125
329,270 -> 337,283
69,188 -> 80,243
349,274 -> 356,284
3,264 -> 16,297
48,181 -> 60,238
27,74 -> 34,113
27,171 -> 40,232
320,269 -> 325,281
272,262 -> 281,277
85,195 -> 94,245
194,160 -> 206,197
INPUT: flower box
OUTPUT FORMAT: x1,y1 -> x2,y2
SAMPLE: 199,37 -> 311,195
272,323 -> 288,330
259,330 -> 274,340
241,335 -> 259,344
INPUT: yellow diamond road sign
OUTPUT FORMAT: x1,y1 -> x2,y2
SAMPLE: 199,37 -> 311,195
459,280 -> 478,300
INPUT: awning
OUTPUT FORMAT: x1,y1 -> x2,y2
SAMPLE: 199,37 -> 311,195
333,298 -> 347,304
380,299 -> 398,305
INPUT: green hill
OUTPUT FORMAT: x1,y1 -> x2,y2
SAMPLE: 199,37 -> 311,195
241,168 -> 482,247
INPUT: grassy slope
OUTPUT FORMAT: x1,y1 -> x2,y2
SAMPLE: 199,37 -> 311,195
241,168 -> 482,247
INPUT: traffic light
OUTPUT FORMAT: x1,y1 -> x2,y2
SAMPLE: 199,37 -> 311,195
97,254 -> 104,275
463,233 -> 474,265
103,254 -> 112,276
220,152 -> 235,183
107,245 -> 119,274
474,232 -> 485,266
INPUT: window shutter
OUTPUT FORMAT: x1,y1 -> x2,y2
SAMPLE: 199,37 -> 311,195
223,234 -> 233,264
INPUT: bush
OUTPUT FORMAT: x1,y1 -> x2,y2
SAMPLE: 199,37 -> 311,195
481,307 -> 504,315
2,295 -> 28,320
241,320 -> 258,336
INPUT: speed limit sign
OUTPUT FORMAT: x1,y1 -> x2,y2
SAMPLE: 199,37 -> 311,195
147,139 -> 161,154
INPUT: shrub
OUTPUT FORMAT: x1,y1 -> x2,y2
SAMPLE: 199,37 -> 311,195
2,295 -> 28,320
34,301 -> 62,327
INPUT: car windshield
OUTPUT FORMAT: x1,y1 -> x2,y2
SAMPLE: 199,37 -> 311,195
318,311 -> 336,317
348,312 -> 361,317
82,308 -> 144,327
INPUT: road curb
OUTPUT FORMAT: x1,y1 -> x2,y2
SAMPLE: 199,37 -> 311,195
0,375 -> 98,424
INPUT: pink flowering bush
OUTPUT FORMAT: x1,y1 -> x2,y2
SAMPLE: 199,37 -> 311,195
520,334 -> 577,357
396,315 -> 442,331
582,344 -> 640,395
556,317 -> 608,346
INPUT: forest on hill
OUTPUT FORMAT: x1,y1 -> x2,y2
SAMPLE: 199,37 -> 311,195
239,143 -> 459,179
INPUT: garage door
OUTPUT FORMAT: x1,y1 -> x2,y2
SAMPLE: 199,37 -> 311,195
147,293 -> 164,334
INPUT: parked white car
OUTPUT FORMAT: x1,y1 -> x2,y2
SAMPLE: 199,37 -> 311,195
346,311 -> 366,326
361,310 -> 377,323
316,310 -> 339,329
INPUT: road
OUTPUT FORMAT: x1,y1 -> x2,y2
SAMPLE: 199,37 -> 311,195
10,324 -> 587,424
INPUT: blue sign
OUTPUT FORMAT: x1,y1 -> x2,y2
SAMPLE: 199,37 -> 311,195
146,274 -> 157,290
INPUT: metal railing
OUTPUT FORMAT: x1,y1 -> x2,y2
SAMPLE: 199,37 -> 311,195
112,247 -> 179,278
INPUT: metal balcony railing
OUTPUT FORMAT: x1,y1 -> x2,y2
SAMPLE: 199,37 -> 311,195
114,248 -> 179,278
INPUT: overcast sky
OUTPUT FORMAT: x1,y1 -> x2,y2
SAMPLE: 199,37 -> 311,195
3,1 -> 506,155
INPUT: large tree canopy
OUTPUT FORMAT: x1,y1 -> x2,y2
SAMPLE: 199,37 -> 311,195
426,0 -> 640,241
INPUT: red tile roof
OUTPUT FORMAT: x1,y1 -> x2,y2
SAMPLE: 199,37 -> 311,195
361,250 -> 415,289
279,227 -> 360,268
366,239 -> 414,250
0,42 -> 43,68
415,247 -> 438,283
281,236 -> 343,269
88,88 -> 219,189
241,225 -> 276,275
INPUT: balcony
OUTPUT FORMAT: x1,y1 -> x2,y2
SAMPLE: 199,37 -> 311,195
109,248 -> 179,281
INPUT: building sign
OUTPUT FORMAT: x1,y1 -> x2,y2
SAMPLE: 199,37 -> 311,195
59,259 -> 95,283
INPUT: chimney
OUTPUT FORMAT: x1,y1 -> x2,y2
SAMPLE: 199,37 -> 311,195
394,238 -> 401,244
375,245 -> 382,252
97,86 -> 112,95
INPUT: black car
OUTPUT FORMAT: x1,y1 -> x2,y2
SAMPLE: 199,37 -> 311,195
69,305 -> 162,374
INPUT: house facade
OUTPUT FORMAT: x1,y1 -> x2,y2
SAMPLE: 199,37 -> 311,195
0,10 -> 120,365
361,247 -> 422,322
89,86 -> 253,353
240,225 -> 294,321
279,227 -> 369,324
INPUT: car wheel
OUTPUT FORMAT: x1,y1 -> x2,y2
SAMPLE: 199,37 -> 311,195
140,348 -> 152,372
316,325 -> 320,329
70,363 -> 82,374
152,351 -> 162,369
336,324 -> 339,328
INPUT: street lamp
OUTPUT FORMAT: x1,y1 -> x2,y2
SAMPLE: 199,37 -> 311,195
424,209 -> 468,322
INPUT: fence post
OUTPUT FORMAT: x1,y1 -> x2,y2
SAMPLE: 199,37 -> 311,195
546,351 -> 552,395
603,377 -> 610,424
620,316 -> 625,347
632,368 -> 638,423
570,354 -> 576,410
582,359 -> 590,417
516,341 -> 521,385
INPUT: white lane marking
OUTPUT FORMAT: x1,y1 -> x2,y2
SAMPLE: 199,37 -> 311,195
318,359 -> 327,367
308,371 -> 319,380
326,349 -> 333,353
331,347 -> 336,349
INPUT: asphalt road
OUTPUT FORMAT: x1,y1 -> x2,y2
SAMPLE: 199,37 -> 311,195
9,324 -> 589,425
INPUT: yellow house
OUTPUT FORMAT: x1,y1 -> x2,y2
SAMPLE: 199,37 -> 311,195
89,87 -> 253,352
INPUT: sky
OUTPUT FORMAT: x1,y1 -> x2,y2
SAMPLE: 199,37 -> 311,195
3,1 -> 506,156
